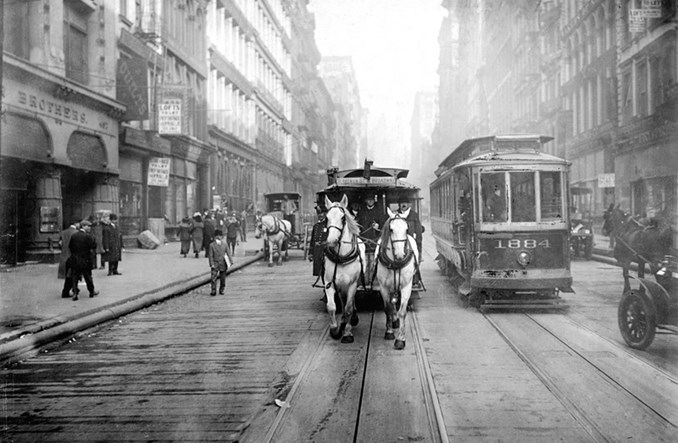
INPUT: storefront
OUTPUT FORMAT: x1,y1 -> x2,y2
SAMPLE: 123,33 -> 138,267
0,62 -> 123,263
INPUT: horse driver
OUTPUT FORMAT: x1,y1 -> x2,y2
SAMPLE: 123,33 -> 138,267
356,194 -> 387,282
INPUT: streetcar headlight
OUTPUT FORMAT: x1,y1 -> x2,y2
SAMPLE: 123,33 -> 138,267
517,251 -> 531,266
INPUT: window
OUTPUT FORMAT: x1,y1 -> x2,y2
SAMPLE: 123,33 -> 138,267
4,1 -> 30,59
637,60 -> 648,116
540,171 -> 564,220
64,2 -> 90,84
510,172 -> 536,222
621,69 -> 633,123
481,172 -> 507,222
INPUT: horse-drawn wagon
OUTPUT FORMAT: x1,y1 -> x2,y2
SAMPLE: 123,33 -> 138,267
618,254 -> 678,350
313,162 -> 425,348
254,192 -> 309,266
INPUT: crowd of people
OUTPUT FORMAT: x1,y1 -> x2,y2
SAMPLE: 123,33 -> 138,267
58,212 -> 123,301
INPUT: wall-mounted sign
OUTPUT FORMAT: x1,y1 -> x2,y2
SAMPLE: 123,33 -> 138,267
158,86 -> 185,135
148,157 -> 171,187
598,173 -> 615,188
116,55 -> 149,121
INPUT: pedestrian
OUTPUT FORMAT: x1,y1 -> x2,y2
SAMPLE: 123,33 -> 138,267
208,229 -> 233,296
203,212 -> 216,258
102,213 -> 123,275
309,210 -> 328,278
602,203 -> 616,249
225,211 -> 240,255
190,213 -> 204,258
61,220 -> 99,300
57,221 -> 79,280
92,216 -> 106,269
240,209 -> 248,242
178,216 -> 192,257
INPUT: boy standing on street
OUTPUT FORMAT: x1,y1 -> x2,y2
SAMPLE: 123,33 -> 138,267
208,229 -> 233,296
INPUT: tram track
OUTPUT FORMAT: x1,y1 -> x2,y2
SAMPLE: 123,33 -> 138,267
484,311 -> 678,442
259,306 -> 448,443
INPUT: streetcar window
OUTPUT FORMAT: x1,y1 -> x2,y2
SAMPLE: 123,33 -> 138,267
510,171 -> 536,222
540,171 -> 563,220
481,173 -> 507,222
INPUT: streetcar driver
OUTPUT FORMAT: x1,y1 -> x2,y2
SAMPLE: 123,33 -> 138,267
484,184 -> 507,222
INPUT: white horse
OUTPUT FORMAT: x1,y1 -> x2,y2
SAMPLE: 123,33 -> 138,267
323,195 -> 366,343
375,208 -> 419,349
254,214 -> 292,267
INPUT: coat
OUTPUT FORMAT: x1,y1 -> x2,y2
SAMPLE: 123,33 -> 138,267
203,218 -> 216,250
58,226 -> 78,279
225,217 -> 240,239
208,239 -> 233,272
310,220 -> 328,276
190,220 -> 204,251
102,222 -> 123,262
69,230 -> 97,271
356,205 -> 387,251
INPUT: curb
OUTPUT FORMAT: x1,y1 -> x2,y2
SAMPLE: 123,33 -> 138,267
0,251 -> 264,366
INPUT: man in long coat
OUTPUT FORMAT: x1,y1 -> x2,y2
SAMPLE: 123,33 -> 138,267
207,229 -> 233,296
61,220 -> 98,300
202,213 -> 216,258
102,213 -> 123,275
57,221 -> 78,280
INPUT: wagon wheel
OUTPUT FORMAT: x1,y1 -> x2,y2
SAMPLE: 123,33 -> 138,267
618,289 -> 657,350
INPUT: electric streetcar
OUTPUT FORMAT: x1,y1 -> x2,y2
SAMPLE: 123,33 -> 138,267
430,135 -> 573,310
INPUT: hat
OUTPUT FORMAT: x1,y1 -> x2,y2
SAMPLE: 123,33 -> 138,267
80,220 -> 92,227
109,213 -> 117,221
182,216 -> 190,223
214,229 -> 223,236
363,194 -> 375,201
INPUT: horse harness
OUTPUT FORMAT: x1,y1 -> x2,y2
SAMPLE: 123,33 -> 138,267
259,216 -> 292,238
373,216 -> 419,294
321,206 -> 365,291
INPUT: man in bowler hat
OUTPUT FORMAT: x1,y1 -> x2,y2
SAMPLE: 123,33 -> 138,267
61,220 -> 99,300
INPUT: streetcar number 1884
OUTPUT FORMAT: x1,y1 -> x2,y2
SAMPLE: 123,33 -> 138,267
495,239 -> 551,249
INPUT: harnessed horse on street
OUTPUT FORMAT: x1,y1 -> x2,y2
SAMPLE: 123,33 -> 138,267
254,214 -> 292,267
374,208 -> 419,349
322,195 -> 366,343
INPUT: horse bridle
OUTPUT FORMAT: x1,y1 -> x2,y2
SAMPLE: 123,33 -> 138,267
324,206 -> 360,264
378,215 -> 414,270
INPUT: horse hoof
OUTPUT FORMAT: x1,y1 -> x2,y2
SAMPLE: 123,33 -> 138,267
330,327 -> 342,340
384,332 -> 395,340
394,339 -> 406,350
341,335 -> 354,344
350,313 -> 359,326
267,263 -> 274,267
392,319 -> 400,329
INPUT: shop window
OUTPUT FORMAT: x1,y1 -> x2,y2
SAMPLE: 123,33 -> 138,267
119,181 -> 142,235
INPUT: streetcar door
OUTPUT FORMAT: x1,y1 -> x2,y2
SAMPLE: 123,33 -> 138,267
454,170 -> 472,246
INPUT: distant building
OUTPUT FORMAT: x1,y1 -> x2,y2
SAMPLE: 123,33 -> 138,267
409,91 -> 437,217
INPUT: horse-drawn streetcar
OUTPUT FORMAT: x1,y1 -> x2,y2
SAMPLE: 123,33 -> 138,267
430,135 -> 573,310
313,162 -> 425,348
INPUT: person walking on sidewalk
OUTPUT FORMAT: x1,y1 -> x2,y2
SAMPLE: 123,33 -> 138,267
202,212 -> 216,258
57,221 -> 79,280
102,213 -> 123,276
178,216 -> 192,257
61,220 -> 99,300
190,213 -> 204,258
92,217 -> 106,270
208,229 -> 233,296
240,209 -> 248,242
225,212 -> 240,255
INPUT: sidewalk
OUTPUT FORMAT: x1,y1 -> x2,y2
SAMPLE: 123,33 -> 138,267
0,238 -> 264,364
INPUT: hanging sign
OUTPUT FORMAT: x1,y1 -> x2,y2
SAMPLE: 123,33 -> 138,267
158,86 -> 185,135
598,173 -> 615,188
148,157 -> 171,187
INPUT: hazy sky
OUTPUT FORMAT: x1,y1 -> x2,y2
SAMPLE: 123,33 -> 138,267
308,0 -> 443,165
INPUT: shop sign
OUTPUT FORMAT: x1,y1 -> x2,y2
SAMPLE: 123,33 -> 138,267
148,157 -> 171,187
116,55 -> 149,121
598,173 -> 615,188
642,0 -> 662,17
158,86 -> 185,135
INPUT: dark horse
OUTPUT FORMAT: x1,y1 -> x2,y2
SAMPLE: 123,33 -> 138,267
602,206 -> 673,290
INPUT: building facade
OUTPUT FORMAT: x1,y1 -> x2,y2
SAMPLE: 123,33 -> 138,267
435,0 -> 677,251
1,0 -> 342,264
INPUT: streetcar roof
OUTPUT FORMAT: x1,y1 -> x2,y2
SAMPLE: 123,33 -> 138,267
456,149 -> 569,169
436,134 -> 556,175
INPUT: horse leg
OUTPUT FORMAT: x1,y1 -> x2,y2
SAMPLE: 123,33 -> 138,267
380,286 -> 395,340
394,283 -> 413,350
267,240 -> 274,267
325,282 -> 342,340
341,283 -> 358,343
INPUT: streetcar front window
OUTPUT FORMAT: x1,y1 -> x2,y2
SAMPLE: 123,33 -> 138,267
540,171 -> 564,220
480,173 -> 507,222
510,171 -> 536,222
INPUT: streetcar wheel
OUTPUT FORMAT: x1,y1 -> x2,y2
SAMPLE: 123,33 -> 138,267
618,290 -> 657,350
